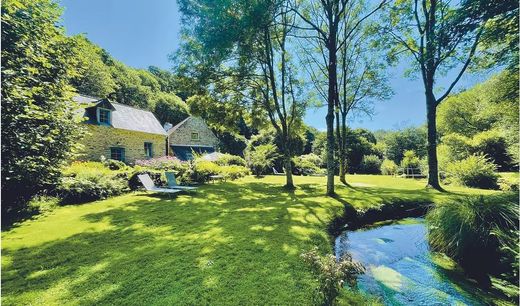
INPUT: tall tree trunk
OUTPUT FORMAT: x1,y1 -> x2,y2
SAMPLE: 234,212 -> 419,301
339,113 -> 348,185
283,149 -> 294,189
426,90 -> 441,190
326,36 -> 338,196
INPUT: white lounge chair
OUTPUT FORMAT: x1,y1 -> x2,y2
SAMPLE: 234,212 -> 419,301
165,172 -> 197,190
273,167 -> 285,176
138,174 -> 181,196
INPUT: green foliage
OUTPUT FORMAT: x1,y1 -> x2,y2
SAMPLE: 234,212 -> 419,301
380,159 -> 398,175
1,0 -> 84,218
446,154 -> 499,189
27,195 -> 60,215
293,154 -> 325,176
219,165 -> 250,180
438,71 -> 519,170
215,153 -> 247,167
69,35 -> 116,97
128,168 -> 166,190
301,247 -> 365,306
133,156 -> 189,184
59,162 -> 128,204
135,156 -> 185,171
153,92 -> 189,126
345,129 -> 379,173
215,131 -> 248,156
2,175 -> 507,304
400,150 -> 420,170
360,155 -> 382,174
192,160 -> 221,183
426,193 -> 519,283
102,158 -> 128,171
246,144 -> 279,176
377,127 -> 427,164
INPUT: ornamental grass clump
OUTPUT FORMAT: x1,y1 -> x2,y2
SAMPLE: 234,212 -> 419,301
426,193 -> 519,285
301,247 -> 365,306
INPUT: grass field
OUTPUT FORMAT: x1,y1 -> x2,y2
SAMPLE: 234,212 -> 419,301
2,175 -> 496,305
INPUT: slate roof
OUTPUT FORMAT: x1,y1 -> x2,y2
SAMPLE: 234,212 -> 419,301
166,116 -> 191,135
110,102 -> 167,136
74,95 -> 167,136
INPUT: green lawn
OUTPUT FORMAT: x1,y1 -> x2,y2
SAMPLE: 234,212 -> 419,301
2,175 -> 494,305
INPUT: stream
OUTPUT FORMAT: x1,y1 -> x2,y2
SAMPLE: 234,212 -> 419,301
335,218 -> 484,305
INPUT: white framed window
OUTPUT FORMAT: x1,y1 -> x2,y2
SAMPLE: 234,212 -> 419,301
191,132 -> 200,141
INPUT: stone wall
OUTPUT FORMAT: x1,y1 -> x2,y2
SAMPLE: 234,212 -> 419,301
77,124 -> 166,164
168,117 -> 218,148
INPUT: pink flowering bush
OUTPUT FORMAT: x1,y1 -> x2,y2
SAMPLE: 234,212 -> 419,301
135,156 -> 185,170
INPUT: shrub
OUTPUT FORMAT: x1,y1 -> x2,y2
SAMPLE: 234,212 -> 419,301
27,195 -> 60,214
62,161 -> 113,177
293,154 -> 324,176
59,175 -> 127,204
400,150 -> 420,170
498,176 -> 519,192
470,130 -> 512,171
446,154 -> 499,189
301,247 -> 365,306
215,153 -> 247,167
220,165 -> 249,180
426,194 -> 519,284
246,144 -> 279,176
59,162 -> 128,204
135,156 -> 190,184
360,155 -> 382,174
191,160 -> 221,183
380,159 -> 398,175
102,158 -> 128,171
135,156 -> 184,170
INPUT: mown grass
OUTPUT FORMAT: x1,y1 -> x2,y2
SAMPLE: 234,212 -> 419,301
1,175 -> 496,305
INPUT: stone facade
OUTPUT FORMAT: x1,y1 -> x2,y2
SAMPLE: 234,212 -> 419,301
168,117 -> 218,148
78,124 -> 166,164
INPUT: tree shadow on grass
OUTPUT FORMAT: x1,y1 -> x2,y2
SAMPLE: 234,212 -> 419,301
2,181 -> 336,305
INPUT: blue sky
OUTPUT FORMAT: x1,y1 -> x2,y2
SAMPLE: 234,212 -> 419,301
60,0 -> 488,131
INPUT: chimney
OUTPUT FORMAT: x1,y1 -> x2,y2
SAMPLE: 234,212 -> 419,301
163,122 -> 173,131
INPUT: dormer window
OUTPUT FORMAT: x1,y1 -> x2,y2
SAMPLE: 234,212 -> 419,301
97,108 -> 111,125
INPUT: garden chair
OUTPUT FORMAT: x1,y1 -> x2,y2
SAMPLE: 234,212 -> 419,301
165,172 -> 197,190
138,174 -> 181,196
273,167 -> 285,176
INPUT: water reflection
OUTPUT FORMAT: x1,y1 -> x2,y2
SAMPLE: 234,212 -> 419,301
335,218 -> 483,305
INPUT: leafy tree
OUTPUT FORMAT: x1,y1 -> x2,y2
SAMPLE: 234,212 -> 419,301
345,128 -> 378,173
292,0 -> 387,195
246,144 -> 279,176
375,0 -> 516,189
153,92 -> 189,126
1,0 -> 83,220
176,0 -> 308,189
109,62 -> 154,109
148,66 -> 178,94
215,131 -> 248,157
69,36 -> 116,97
437,70 -> 519,167
401,150 -> 421,170
377,127 -> 427,163
334,3 -> 391,184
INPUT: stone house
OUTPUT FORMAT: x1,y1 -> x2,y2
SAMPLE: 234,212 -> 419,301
74,95 -> 167,163
166,116 -> 219,161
